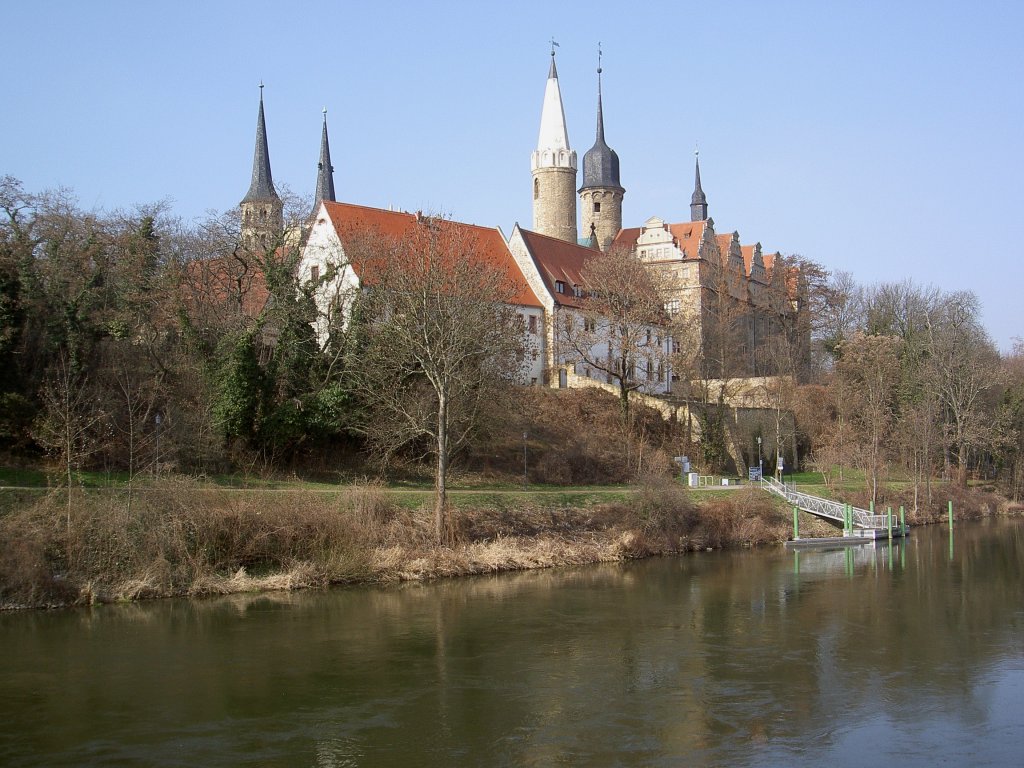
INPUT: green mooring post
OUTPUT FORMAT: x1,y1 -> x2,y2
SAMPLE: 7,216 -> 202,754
793,506 -> 800,540
845,504 -> 851,535
887,506 -> 893,539
949,500 -> 955,560
900,506 -> 906,537
870,500 -> 875,515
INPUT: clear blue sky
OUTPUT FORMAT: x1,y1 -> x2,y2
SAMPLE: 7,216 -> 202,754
3,1 -> 1021,350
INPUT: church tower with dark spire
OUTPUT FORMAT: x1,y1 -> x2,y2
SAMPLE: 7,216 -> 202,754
314,108 -> 336,207
690,150 -> 708,222
531,46 -> 578,243
240,84 -> 284,249
579,49 -> 624,251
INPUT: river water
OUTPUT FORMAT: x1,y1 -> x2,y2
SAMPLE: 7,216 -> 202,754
1,519 -> 1022,767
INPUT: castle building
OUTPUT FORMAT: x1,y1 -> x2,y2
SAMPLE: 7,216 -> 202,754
237,50 -> 804,392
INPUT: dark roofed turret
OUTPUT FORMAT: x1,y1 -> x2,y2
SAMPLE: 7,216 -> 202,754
241,84 -> 279,204
579,63 -> 623,193
578,48 -> 624,252
314,108 -> 336,206
690,150 -> 708,221
240,84 -> 283,249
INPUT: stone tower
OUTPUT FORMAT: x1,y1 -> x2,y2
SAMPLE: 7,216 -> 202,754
690,150 -> 708,222
531,50 -> 577,243
579,55 -> 624,251
240,84 -> 284,249
314,108 -> 336,207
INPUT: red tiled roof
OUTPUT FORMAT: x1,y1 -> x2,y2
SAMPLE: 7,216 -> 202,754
181,251 -> 275,319
320,202 -> 542,308
612,220 -> 707,260
741,244 -> 755,277
517,228 -> 600,309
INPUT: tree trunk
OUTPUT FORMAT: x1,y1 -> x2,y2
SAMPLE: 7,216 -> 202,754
435,395 -> 449,543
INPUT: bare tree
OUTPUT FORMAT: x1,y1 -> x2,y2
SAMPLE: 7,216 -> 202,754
833,332 -> 902,506
348,218 -> 528,541
559,246 -> 670,421
925,292 -> 1002,486
32,355 -> 108,530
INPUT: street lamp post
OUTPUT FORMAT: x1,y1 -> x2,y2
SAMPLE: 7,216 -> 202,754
522,432 -> 528,490
756,436 -> 762,481
154,412 -> 162,476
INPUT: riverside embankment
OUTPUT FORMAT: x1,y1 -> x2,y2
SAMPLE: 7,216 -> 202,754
0,477 -> 1012,610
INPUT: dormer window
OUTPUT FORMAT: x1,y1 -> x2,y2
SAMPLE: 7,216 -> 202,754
555,280 -> 566,294
572,284 -> 582,297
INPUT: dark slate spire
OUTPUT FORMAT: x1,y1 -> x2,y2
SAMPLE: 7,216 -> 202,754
690,149 -> 708,221
315,108 -> 336,205
241,84 -> 279,203
579,51 -> 623,192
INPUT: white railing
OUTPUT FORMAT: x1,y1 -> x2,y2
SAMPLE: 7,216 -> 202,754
761,477 -> 887,529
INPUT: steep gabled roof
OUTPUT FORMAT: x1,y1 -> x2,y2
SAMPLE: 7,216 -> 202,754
318,201 -> 543,308
517,228 -> 600,309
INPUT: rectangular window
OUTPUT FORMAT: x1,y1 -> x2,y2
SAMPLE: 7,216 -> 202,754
593,201 -> 601,213
529,315 -> 538,334
310,265 -> 320,283
555,280 -> 565,294
573,284 -> 582,297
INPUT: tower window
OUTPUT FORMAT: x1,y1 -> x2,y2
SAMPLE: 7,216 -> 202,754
593,202 -> 601,213
533,178 -> 539,200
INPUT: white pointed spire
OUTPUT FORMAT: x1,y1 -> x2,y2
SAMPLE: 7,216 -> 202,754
532,50 -> 576,172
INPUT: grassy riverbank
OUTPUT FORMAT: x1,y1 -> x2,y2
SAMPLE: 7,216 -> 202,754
1,477 -> 1014,610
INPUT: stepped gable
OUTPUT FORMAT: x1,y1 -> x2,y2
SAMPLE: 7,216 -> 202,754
612,220 -> 708,260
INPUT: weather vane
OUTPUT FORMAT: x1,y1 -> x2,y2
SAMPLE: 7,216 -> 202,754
598,42 -> 602,73
550,37 -> 559,55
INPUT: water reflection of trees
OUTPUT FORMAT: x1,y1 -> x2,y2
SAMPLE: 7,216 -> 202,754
1,521 -> 1022,766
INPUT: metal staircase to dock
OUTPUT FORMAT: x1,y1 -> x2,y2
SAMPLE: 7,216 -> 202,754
761,476 -> 904,539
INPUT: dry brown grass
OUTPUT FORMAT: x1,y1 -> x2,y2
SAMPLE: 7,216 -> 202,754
836,484 -> 1005,526
1,477 -> 820,610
